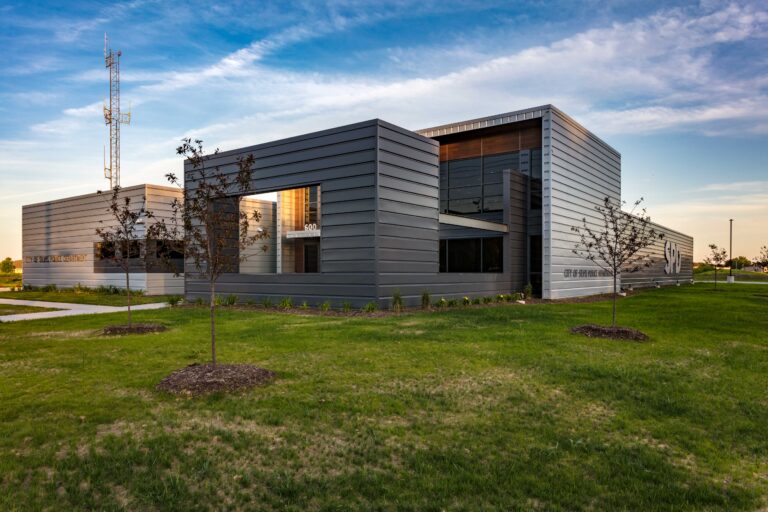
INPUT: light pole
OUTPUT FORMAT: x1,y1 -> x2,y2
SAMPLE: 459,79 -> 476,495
727,218 -> 735,283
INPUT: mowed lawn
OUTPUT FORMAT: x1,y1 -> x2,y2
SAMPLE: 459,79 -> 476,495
0,285 -> 766,511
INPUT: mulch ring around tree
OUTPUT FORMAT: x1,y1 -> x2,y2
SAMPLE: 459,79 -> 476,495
156,363 -> 276,396
571,324 -> 649,342
102,323 -> 168,335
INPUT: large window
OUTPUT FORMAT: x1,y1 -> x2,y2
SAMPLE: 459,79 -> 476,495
440,153 -> 519,215
439,237 -> 503,273
239,185 -> 321,274
530,149 -> 542,210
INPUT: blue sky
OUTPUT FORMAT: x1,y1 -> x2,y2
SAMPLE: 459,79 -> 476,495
0,0 -> 766,260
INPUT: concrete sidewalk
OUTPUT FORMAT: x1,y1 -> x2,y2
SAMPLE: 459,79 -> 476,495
0,298 -> 168,322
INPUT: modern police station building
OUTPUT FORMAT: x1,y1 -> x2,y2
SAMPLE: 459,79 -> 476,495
23,105 -> 693,304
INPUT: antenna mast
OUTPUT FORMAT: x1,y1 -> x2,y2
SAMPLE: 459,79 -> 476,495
103,33 -> 131,188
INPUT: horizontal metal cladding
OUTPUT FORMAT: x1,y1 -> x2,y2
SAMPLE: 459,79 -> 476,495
22,185 -> 184,294
183,120 -> 386,302
621,222 -> 694,288
375,121 -> 440,277
544,107 -> 623,299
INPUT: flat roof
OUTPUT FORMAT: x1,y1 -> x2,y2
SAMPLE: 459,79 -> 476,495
416,104 -> 618,157
22,183 -> 180,209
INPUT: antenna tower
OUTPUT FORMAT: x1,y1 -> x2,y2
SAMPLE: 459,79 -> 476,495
103,33 -> 131,188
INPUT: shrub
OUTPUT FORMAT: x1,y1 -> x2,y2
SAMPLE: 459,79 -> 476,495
224,294 -> 238,306
300,301 -> 309,310
279,297 -> 294,309
435,298 -> 448,308
261,298 -> 274,308
523,283 -> 533,299
482,296 -> 493,304
194,297 -> 205,306
245,299 -> 256,306
23,284 -> 36,291
421,290 -> 431,310
214,295 -> 223,306
167,295 -> 183,307
363,301 -> 378,313
462,296 -> 471,306
391,290 -> 403,313
342,301 -> 352,312
320,301 -> 331,312
41,284 -> 58,292
447,298 -> 459,307
495,294 -> 505,303
73,283 -> 91,294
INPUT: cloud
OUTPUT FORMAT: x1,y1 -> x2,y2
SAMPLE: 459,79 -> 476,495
698,180 -> 768,193
2,1 -> 768,259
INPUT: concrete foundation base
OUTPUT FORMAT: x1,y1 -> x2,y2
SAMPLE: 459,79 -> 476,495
727,275 -> 736,284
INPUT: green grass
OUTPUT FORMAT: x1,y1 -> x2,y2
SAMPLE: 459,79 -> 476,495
0,284 -> 766,511
0,290 -> 171,306
0,272 -> 22,287
0,303 -> 61,315
695,269 -> 768,282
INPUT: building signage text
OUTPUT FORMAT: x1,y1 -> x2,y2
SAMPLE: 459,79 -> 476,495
25,254 -> 88,263
563,268 -> 612,279
664,241 -> 682,274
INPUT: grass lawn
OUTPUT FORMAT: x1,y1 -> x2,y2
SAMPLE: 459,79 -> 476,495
0,284 -> 766,511
695,269 -> 768,282
0,304 -> 61,316
0,272 -> 22,287
0,290 -> 172,306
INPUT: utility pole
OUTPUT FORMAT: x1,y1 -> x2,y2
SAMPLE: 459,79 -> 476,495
728,218 -> 734,283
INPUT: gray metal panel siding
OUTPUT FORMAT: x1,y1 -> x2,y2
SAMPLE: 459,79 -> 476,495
621,223 -> 694,288
374,121 -> 516,305
374,122 -> 440,302
544,108 -> 623,299
184,120 -> 382,305
22,185 -> 184,294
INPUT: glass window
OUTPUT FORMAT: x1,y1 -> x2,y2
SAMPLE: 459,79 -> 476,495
530,149 -> 542,210
439,237 -> 504,273
447,238 -> 481,272
482,237 -> 503,272
483,195 -> 504,213
449,158 -> 481,187
439,239 -> 447,272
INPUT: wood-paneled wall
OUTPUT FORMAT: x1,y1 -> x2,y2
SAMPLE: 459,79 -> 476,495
437,120 -> 542,161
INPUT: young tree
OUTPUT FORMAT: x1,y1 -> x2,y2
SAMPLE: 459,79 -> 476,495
95,186 -> 156,327
0,257 -> 14,273
165,138 -> 268,365
752,245 -> 768,269
704,243 -> 728,288
572,197 -> 662,326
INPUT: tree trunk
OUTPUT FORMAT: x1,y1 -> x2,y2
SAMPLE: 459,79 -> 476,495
612,272 -> 617,327
126,270 -> 132,328
210,278 -> 216,366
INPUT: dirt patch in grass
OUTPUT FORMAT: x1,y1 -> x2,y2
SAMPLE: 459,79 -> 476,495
102,323 -> 167,336
571,324 -> 649,341
156,363 -> 275,396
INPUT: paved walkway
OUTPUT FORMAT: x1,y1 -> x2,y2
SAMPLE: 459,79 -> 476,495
0,298 -> 168,322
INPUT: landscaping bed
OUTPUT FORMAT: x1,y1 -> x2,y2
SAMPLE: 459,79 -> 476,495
571,323 -> 649,341
102,323 -> 168,335
156,363 -> 275,396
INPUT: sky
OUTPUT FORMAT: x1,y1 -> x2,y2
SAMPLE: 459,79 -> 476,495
0,0 -> 766,261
